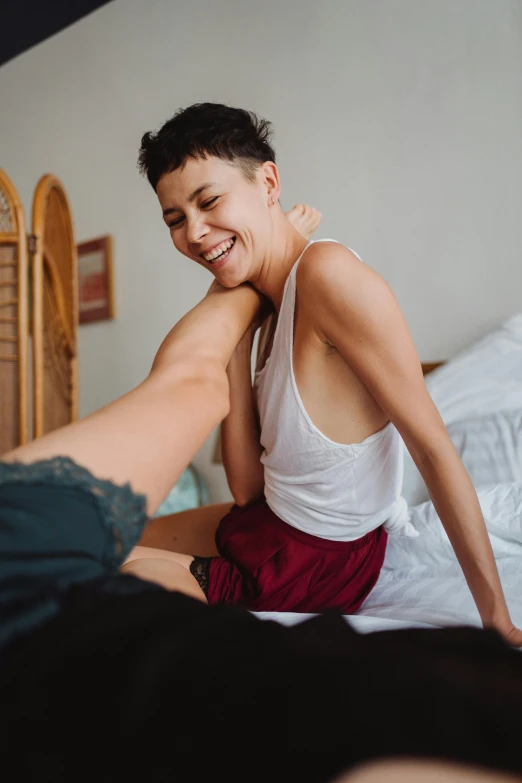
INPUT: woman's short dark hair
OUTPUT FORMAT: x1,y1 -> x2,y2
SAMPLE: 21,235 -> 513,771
138,103 -> 276,190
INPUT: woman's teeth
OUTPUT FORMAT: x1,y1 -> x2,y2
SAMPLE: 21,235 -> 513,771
203,237 -> 236,263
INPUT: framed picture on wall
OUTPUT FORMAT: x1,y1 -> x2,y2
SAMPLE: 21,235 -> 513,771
77,235 -> 115,325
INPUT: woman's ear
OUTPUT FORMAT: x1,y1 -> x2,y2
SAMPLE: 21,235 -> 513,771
261,161 -> 281,205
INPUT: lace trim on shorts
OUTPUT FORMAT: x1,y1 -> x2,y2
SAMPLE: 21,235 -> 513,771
0,457 -> 147,569
190,557 -> 213,597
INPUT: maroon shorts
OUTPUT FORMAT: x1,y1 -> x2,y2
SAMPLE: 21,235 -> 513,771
191,499 -> 387,613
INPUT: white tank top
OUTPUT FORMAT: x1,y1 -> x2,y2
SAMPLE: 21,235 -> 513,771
255,239 -> 418,541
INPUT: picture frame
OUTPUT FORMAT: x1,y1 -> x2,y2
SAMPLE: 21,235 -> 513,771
77,235 -> 115,324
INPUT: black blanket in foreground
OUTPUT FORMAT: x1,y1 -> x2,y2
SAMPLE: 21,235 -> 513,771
1,585 -> 521,781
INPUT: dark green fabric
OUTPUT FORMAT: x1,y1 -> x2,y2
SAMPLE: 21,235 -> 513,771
0,458 -> 147,654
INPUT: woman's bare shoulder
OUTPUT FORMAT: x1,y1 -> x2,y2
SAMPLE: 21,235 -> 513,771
296,241 -> 381,303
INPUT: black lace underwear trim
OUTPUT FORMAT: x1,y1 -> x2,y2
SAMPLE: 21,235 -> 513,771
189,556 -> 213,597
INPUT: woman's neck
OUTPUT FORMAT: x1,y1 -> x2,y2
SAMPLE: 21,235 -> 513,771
249,219 -> 310,311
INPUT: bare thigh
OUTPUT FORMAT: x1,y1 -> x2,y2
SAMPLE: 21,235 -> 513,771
121,554 -> 207,603
136,502 -> 233,557
122,502 -> 233,603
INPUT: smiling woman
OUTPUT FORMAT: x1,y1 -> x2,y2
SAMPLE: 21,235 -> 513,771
153,155 -> 300,289
131,102 -> 522,647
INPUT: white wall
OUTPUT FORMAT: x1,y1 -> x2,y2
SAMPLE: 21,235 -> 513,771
1,0 -> 521,501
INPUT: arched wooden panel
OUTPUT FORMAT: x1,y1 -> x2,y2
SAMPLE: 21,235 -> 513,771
0,169 -> 29,454
31,175 -> 78,439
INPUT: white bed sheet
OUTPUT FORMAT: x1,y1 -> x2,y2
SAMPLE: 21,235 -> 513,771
253,483 -> 522,635
254,612 -> 438,633
254,562 -> 522,634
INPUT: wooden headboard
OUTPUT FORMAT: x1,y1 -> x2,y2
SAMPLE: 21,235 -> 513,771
421,362 -> 444,376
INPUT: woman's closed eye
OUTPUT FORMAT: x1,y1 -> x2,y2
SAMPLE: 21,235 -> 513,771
168,197 -> 220,229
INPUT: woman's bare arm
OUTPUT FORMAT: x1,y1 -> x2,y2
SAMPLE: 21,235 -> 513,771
298,241 -> 522,647
220,327 -> 265,506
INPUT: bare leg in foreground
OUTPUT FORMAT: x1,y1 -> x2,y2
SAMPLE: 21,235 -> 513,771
2,282 -> 263,599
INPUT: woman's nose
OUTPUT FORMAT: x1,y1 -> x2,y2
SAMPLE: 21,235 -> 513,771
186,214 -> 210,245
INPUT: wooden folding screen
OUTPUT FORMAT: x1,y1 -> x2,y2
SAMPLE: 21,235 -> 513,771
31,175 -> 78,438
0,169 -> 29,454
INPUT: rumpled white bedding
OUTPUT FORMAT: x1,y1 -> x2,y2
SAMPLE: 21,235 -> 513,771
403,311 -> 522,507
254,483 -> 522,634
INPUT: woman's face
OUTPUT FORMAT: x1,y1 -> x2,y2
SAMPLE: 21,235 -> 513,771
156,156 -> 277,288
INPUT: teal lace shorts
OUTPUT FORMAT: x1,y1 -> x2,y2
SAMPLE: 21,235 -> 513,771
0,457 -> 149,656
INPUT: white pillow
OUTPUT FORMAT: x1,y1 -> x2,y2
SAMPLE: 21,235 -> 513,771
403,409 -> 522,506
425,311 -> 522,425
447,410 -> 522,487
402,311 -> 522,506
